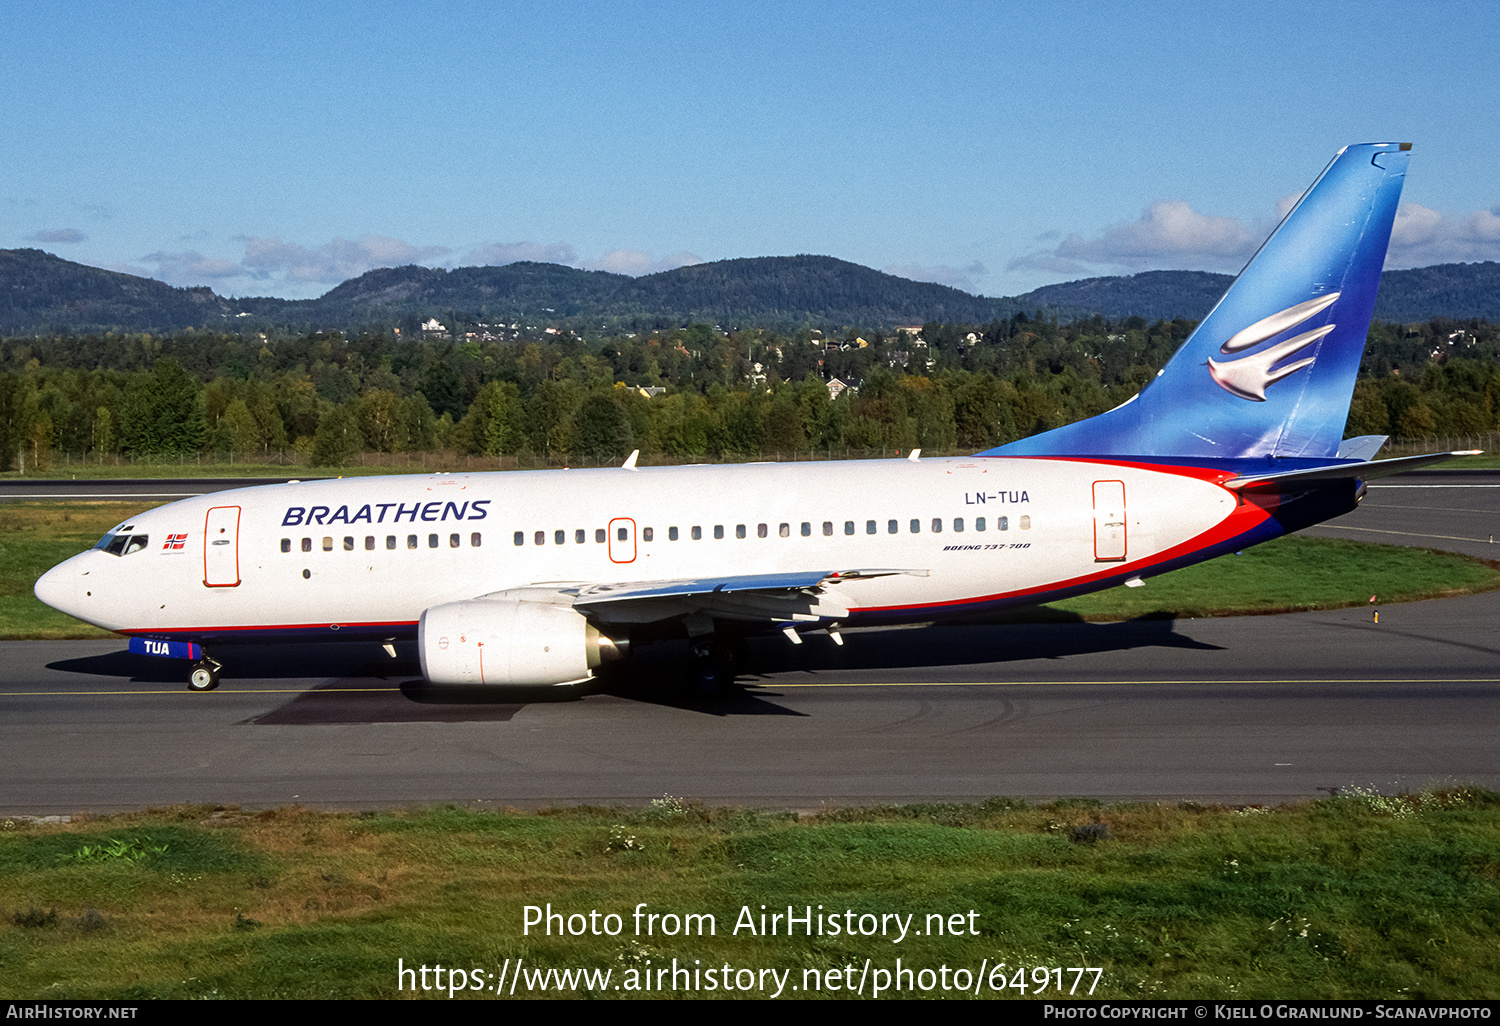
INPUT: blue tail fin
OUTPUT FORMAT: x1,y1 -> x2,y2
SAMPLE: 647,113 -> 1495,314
985,143 -> 1410,461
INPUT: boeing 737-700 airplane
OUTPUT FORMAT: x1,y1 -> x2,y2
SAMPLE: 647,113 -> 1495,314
35,143 -> 1474,692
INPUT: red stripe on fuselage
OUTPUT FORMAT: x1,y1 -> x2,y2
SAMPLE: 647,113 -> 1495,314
117,619 -> 420,638
860,462 -> 1268,616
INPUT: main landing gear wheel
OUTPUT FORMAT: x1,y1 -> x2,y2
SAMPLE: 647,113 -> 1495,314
188,658 -> 221,692
693,638 -> 748,698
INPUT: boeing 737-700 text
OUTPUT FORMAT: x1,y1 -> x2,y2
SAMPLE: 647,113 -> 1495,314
35,142 -> 1474,692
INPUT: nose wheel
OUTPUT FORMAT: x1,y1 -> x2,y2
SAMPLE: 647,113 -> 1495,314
188,657 -> 222,692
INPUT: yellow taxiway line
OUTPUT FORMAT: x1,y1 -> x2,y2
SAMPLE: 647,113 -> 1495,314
6,678 -> 1500,697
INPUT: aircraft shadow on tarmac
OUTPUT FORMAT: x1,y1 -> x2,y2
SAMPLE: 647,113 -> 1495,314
45,615 -> 1221,723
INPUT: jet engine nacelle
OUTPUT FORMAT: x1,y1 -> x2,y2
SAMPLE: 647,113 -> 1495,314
418,597 -> 624,686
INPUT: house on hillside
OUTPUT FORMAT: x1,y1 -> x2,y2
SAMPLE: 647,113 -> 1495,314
827,377 -> 859,401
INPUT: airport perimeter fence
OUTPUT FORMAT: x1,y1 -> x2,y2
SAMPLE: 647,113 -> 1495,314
1380,432 -> 1500,458
23,447 -> 970,474
19,433 -> 1500,475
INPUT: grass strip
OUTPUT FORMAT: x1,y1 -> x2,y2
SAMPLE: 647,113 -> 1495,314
1,792 -> 1498,999
1041,535 -> 1500,621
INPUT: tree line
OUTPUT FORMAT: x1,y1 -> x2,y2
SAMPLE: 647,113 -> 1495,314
1,313 -> 1496,471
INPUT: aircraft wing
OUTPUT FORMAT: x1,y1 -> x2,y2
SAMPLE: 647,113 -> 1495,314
565,567 -> 927,604
542,568 -> 930,628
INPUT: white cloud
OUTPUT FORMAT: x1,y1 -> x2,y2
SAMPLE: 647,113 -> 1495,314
464,241 -> 578,266
1011,195 -> 1500,281
884,261 -> 986,293
242,235 -> 450,283
1058,200 -> 1258,269
139,250 -> 244,283
32,228 -> 85,244
585,249 -> 702,276
1010,200 -> 1260,276
1386,202 -> 1500,266
119,233 -> 706,296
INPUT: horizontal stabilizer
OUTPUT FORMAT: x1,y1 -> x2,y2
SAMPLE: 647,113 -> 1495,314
1336,435 -> 1389,461
1226,450 -> 1481,492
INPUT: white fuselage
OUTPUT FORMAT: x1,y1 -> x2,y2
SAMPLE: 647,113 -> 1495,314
37,456 -> 1247,642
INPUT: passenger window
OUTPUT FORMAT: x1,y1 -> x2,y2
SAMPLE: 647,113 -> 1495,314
999,516 -> 1009,531
471,532 -> 482,547
799,523 -> 809,537
387,535 -> 396,549
844,521 -> 855,536
643,527 -> 654,542
365,536 -> 375,550
757,524 -> 767,539
534,531 -> 545,545
595,529 -> 606,543
409,535 -> 419,549
692,526 -> 702,540
954,518 -> 964,533
302,538 -> 312,552
824,522 -> 834,536
715,526 -> 724,540
888,520 -> 899,534
669,527 -> 679,541
618,527 -> 629,542
736,525 -> 747,539
1020,515 -> 1031,530
513,531 -> 524,546
575,529 -> 586,544
281,538 -> 291,553
866,521 -> 876,535
429,534 -> 439,548
322,537 -> 333,551
976,517 -> 986,532
909,519 -> 920,533
450,534 -> 460,548
931,518 -> 942,534
343,536 -> 354,551
555,530 -> 565,545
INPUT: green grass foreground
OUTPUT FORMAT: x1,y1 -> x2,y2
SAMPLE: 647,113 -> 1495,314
1044,535 -> 1500,620
5,501 -> 1498,639
2,794 -> 1498,999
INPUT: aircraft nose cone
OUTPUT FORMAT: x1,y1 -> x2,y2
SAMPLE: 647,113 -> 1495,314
34,559 -> 80,616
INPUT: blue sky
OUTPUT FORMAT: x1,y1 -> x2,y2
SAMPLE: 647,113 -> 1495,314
6,1 -> 1499,300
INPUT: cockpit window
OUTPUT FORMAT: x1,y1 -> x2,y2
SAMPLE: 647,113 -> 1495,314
97,533 -> 149,557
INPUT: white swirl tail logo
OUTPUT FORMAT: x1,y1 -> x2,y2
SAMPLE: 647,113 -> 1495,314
1207,293 -> 1340,401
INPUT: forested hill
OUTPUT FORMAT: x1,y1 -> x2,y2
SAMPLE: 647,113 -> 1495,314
0,249 -> 238,332
618,256 -> 1023,325
2,247 -> 1496,334
1009,263 -> 1500,323
1012,271 -> 1235,322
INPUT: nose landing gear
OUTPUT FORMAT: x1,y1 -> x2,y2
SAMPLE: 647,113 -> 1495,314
188,656 -> 223,692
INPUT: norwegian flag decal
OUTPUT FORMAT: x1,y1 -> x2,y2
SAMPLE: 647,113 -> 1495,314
162,533 -> 189,551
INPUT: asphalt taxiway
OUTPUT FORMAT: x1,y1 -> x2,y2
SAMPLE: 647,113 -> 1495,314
2,470 -> 1496,813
